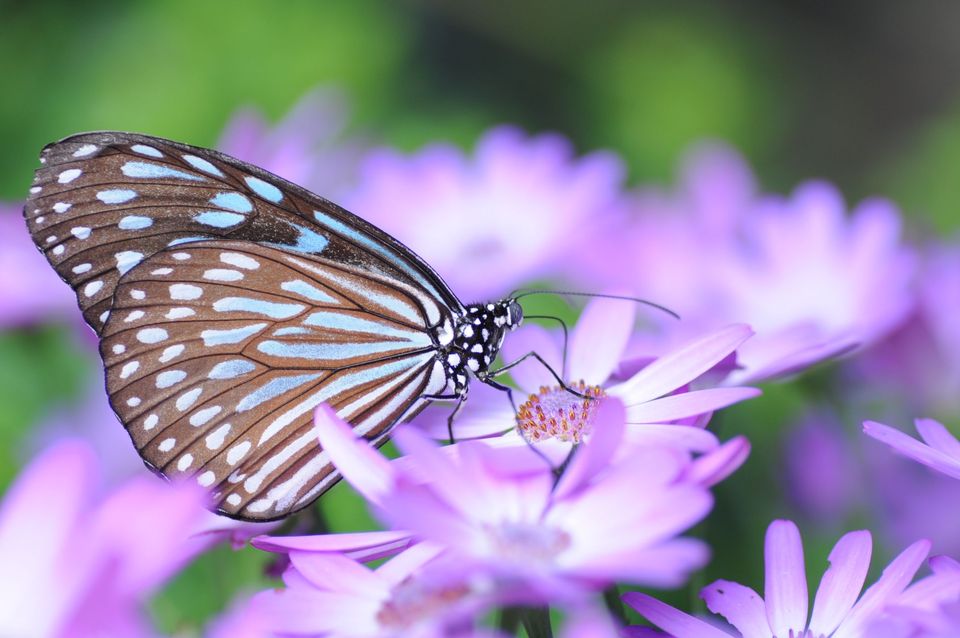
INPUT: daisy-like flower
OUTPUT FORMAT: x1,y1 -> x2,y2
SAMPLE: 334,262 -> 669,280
863,418 -> 960,482
217,87 -> 367,199
421,313 -> 759,461
588,145 -> 917,383
1,205 -> 78,327
344,126 -> 628,300
0,439 -> 211,637
255,401 -> 720,606
624,519 -> 960,638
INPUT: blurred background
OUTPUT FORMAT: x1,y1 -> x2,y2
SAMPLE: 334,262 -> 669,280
2,0 -> 960,633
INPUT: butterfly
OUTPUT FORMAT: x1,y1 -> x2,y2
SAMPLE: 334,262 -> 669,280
23,132 -> 573,521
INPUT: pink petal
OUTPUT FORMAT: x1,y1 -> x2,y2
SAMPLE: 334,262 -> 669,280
314,404 -> 394,505
289,551 -> 385,595
252,530 -> 414,562
764,520 -> 809,637
568,297 -> 636,383
836,539 -> 931,638
610,325 -> 753,405
622,424 -> 719,453
553,397 -> 626,499
930,555 -> 960,574
624,387 -> 761,423
623,592 -> 736,638
375,542 -> 445,585
807,530 -> 872,636
914,418 -> 960,460
862,421 -> 960,480
250,588 -> 380,635
500,323 -> 563,391
577,538 -> 710,588
701,580 -> 770,638
682,436 -> 751,487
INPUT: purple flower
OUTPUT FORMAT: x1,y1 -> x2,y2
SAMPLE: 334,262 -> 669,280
625,519 -> 959,638
255,401 -> 717,608
863,419 -> 960,482
417,308 -> 758,462
590,145 -> 917,383
217,87 -> 367,199
344,126 -> 628,300
0,439 -> 211,637
0,204 -> 78,327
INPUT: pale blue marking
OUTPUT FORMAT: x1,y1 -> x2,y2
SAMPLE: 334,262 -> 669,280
195,211 -> 246,228
208,359 -> 256,380
210,192 -> 254,213
168,237 -> 207,247
213,297 -> 305,319
115,251 -> 143,275
122,161 -> 205,181
237,373 -> 321,412
245,176 -> 283,202
183,154 -> 224,177
119,215 -> 153,230
156,370 -> 187,389
305,311 -> 429,343
313,209 -> 441,300
280,279 -> 336,303
131,144 -> 163,158
97,189 -> 137,204
201,323 -> 267,346
274,326 -> 311,336
267,223 -> 328,254
257,339 -> 417,360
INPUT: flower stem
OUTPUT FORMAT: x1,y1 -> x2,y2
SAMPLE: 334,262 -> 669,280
520,606 -> 554,638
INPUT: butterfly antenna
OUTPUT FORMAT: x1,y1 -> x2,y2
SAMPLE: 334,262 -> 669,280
523,313 -> 570,379
512,289 -> 680,321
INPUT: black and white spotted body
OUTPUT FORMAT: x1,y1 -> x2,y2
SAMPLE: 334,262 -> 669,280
440,299 -> 524,395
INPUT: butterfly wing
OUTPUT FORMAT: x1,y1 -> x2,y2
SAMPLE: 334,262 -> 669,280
102,240 -> 449,520
23,132 -> 466,520
23,132 -> 463,334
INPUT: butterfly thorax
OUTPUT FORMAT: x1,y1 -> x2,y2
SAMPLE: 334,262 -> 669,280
442,299 -> 523,394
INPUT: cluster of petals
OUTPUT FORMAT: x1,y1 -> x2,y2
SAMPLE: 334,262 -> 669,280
344,125 -> 629,300
248,398 -> 750,635
625,519 -> 960,638
586,144 -> 917,383
0,439 -> 212,637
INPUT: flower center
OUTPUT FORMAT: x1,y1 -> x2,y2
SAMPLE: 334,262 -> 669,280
485,521 -> 572,564
516,381 -> 607,443
376,577 -> 471,631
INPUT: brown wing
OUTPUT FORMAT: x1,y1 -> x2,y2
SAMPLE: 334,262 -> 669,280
101,240 -> 450,520
23,132 -> 461,334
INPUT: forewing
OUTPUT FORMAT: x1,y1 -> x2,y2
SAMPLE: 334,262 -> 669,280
24,132 -> 460,334
101,240 -> 450,520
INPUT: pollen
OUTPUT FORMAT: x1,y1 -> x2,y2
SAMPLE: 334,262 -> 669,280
516,381 -> 606,443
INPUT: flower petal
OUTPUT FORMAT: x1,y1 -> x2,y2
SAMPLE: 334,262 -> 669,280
863,420 -> 960,480
313,404 -> 394,505
807,530 -> 872,636
764,520 -> 808,637
624,387 -> 761,423
914,418 -> 960,460
252,530 -> 414,562
568,297 -> 636,383
501,323 -> 564,391
701,580 -> 770,638
289,550 -> 386,595
622,424 -> 719,453
623,592 -> 736,638
682,436 -> 751,487
610,325 -> 753,405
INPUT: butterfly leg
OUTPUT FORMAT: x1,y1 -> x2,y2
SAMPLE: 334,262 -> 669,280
421,391 -> 467,444
485,351 -> 592,400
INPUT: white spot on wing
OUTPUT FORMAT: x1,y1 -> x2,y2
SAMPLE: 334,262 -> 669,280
159,344 -> 185,362
58,169 -> 81,184
131,144 -> 163,158
227,441 -> 251,465
170,284 -> 202,300
176,388 -> 202,411
203,269 -> 243,282
220,253 -> 260,270
73,144 -> 97,157
84,280 -> 103,297
120,361 -> 140,379
156,370 -> 187,389
115,251 -> 144,275
136,327 -> 168,344
159,438 -> 176,453
53,202 -> 71,213
166,307 -> 194,320
177,454 -> 194,471
206,423 -> 232,449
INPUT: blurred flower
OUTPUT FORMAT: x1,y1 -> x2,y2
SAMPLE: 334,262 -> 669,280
0,439 -> 210,637
419,310 -> 758,463
851,242 -> 960,415
0,204 -> 78,327
590,144 -> 917,383
217,87 -> 368,199
344,126 -> 628,301
863,418 -> 960,481
255,402 -> 716,608
624,519 -> 960,638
